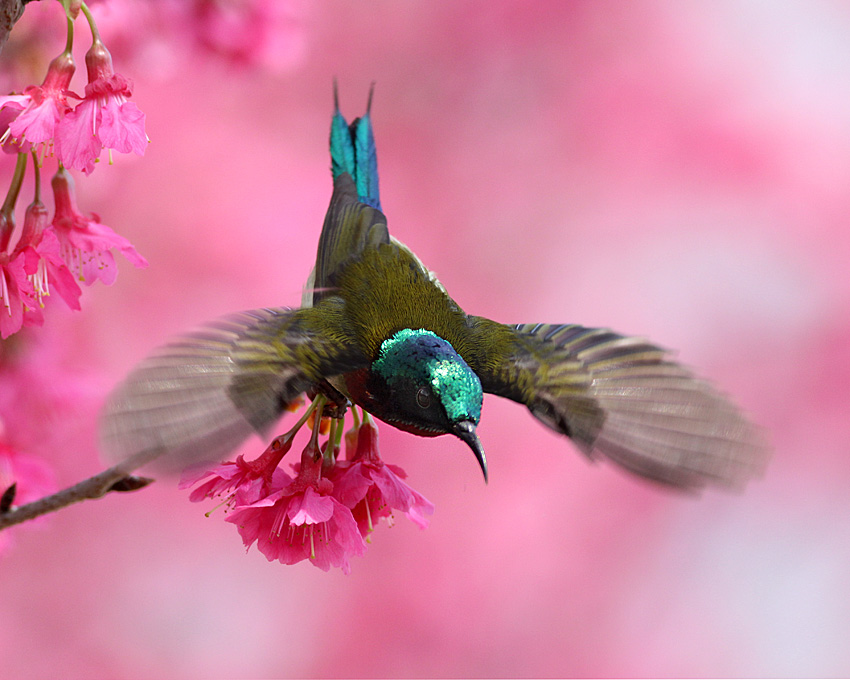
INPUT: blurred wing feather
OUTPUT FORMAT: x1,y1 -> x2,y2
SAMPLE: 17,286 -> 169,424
99,307 -> 365,473
478,322 -> 769,490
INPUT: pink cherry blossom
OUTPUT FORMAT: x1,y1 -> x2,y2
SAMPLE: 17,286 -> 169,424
97,92 -> 146,155
4,51 -> 75,155
179,428 -> 299,507
26,228 -> 82,312
50,168 -> 148,285
228,484 -> 365,574
227,450 -> 366,574
0,204 -> 45,337
54,99 -> 102,175
55,41 -> 147,175
179,459 -> 257,503
17,201 -> 81,313
0,96 -> 31,154
0,247 -> 38,339
336,461 -> 435,534
331,418 -> 435,535
180,459 -> 293,508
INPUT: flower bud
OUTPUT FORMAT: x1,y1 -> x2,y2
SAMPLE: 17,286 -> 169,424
42,51 -> 76,92
84,39 -> 114,83
50,167 -> 76,217
18,201 -> 49,251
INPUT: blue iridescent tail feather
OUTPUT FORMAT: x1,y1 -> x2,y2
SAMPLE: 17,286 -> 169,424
330,82 -> 381,211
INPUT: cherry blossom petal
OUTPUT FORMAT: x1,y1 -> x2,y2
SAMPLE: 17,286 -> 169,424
9,97 -> 62,145
99,100 -> 147,156
61,218 -> 148,284
228,484 -> 366,574
330,461 -> 373,507
0,258 -> 28,339
35,229 -> 82,311
55,100 -> 101,174
287,486 -> 334,524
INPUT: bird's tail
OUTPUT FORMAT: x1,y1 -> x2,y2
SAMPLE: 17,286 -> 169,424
306,84 -> 389,307
330,81 -> 381,211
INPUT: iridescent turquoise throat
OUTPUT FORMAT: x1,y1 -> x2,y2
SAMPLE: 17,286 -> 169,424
373,328 -> 483,423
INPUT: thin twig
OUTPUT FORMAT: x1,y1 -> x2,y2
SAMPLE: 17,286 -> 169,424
0,449 -> 158,531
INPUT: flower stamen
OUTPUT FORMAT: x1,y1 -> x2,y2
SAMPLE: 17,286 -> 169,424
364,496 -> 373,533
203,494 -> 233,518
30,258 -> 50,306
1,271 -> 11,315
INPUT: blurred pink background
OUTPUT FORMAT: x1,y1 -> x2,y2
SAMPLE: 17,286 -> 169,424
2,0 -> 850,677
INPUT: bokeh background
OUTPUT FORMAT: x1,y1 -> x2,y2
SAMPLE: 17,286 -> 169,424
2,0 -> 850,677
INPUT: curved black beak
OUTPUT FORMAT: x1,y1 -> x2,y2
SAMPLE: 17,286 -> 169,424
452,421 -> 488,483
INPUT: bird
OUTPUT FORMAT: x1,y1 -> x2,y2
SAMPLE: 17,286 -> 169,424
100,86 -> 768,491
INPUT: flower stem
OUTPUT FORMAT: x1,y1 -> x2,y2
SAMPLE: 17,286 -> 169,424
333,415 -> 345,449
307,395 -> 326,460
243,396 -> 327,476
30,151 -> 40,202
63,6 -> 74,54
322,416 -> 341,467
285,396 -> 322,440
0,153 -> 27,251
79,2 -> 101,43
1,152 -> 26,214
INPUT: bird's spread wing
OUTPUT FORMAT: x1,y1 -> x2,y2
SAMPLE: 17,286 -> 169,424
99,307 -> 368,473
472,321 -> 769,490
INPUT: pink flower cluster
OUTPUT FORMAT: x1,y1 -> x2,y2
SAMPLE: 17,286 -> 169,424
0,166 -> 148,339
0,199 -> 80,339
0,5 -> 149,340
0,1 -> 149,557
181,415 -> 434,574
0,39 -> 147,173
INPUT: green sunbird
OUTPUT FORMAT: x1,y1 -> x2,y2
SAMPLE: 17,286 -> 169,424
101,87 -> 768,490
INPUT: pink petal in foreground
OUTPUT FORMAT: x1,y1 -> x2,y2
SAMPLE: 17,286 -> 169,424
227,463 -> 366,574
55,100 -> 101,175
9,97 -> 62,145
33,230 -> 82,311
0,255 -> 31,339
331,417 -> 435,534
287,486 -> 334,525
50,168 -> 148,285
98,100 -> 147,156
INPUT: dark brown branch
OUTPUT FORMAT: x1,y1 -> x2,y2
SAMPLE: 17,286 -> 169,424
0,450 -> 158,531
0,0 -> 27,55
1,482 -> 16,513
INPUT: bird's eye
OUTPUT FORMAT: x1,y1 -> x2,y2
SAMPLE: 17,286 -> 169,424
416,386 -> 432,409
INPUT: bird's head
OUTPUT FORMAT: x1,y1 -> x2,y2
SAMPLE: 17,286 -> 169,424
371,328 -> 487,481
